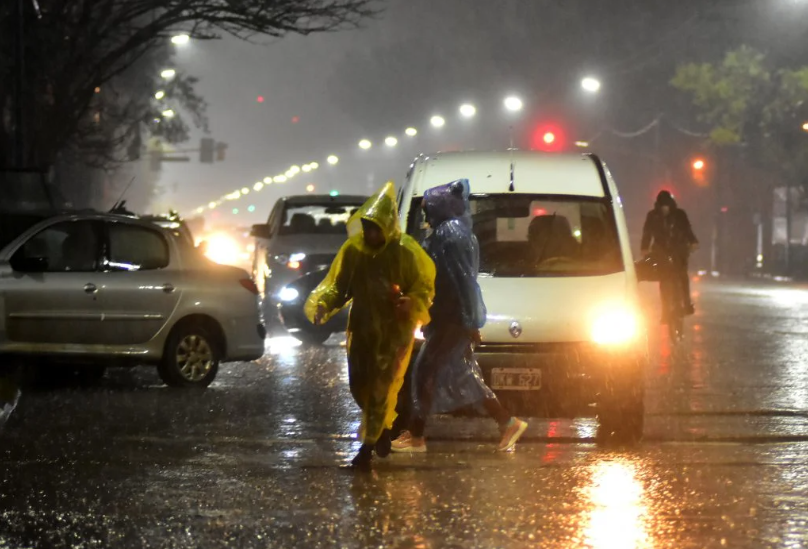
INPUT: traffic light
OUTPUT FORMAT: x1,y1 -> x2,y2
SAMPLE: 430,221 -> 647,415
691,157 -> 707,186
215,142 -> 228,162
531,123 -> 565,152
200,137 -> 214,163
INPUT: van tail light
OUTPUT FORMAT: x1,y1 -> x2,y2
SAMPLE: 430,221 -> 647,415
239,278 -> 260,295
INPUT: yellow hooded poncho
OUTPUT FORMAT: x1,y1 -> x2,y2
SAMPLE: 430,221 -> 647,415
305,182 -> 435,444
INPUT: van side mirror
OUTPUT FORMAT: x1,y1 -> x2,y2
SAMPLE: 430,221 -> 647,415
0,259 -> 13,278
250,224 -> 271,239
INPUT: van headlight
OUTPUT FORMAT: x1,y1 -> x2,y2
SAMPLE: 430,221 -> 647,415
591,307 -> 639,345
279,287 -> 300,302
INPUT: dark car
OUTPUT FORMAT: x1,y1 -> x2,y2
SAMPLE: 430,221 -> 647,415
251,194 -> 368,330
276,267 -> 350,344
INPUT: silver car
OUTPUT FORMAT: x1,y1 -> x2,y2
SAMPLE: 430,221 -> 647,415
0,212 -> 266,388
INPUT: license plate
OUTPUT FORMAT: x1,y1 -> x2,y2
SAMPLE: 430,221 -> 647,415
491,368 -> 542,391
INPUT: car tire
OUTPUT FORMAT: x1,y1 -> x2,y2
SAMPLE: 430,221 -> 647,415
596,369 -> 645,443
159,323 -> 221,388
293,328 -> 331,345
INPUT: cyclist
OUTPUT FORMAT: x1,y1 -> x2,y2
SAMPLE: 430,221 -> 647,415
640,190 -> 699,322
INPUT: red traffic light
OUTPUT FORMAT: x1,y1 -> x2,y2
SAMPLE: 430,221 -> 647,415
531,123 -> 565,152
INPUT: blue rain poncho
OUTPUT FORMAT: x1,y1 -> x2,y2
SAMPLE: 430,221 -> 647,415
411,179 -> 494,417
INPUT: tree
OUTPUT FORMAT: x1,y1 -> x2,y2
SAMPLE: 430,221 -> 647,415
671,46 -> 808,189
0,0 -> 375,171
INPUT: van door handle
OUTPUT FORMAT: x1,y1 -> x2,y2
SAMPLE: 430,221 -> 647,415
162,283 -> 175,294
84,283 -> 98,294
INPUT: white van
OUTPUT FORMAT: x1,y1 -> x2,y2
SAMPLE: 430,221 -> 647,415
398,151 -> 647,440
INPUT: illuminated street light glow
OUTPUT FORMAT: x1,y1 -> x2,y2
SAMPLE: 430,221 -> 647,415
310,162 -> 319,169
196,207 -> 205,214
385,136 -> 398,147
208,202 -> 217,209
263,177 -> 273,184
290,165 -> 301,175
160,69 -> 176,79
241,187 -> 250,195
302,164 -> 312,173
430,115 -> 446,128
359,139 -> 372,150
154,90 -> 165,100
504,96 -> 524,112
803,122 -> 808,132
459,104 -> 477,118
161,109 -> 175,118
543,132 -> 556,145
254,182 -> 264,191
693,159 -> 705,170
327,155 -> 339,165
405,127 -> 418,137
171,34 -> 190,46
581,77 -> 602,93
248,205 -> 256,213
285,169 -> 295,178
306,184 -> 315,192
275,175 -> 287,183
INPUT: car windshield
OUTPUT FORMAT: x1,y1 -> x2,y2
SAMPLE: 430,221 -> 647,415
279,203 -> 364,236
409,194 -> 624,277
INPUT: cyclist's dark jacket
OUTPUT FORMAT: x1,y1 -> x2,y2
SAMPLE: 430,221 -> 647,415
641,208 -> 698,260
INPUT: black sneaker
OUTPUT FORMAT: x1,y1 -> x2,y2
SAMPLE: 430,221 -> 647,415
375,431 -> 392,458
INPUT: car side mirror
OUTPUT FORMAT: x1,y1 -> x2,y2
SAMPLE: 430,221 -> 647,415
250,224 -> 271,239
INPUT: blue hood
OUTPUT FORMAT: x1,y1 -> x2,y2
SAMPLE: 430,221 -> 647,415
423,179 -> 471,229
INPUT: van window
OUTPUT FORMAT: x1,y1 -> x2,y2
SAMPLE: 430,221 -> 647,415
409,194 -> 624,277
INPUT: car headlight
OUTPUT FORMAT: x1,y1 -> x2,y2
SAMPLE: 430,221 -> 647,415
591,307 -> 639,345
279,287 -> 300,302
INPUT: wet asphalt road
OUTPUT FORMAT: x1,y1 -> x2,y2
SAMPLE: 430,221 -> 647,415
1,279 -> 808,548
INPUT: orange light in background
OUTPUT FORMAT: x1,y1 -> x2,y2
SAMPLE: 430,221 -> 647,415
306,184 -> 315,193
692,159 -> 705,171
287,261 -> 301,270
802,122 -> 808,132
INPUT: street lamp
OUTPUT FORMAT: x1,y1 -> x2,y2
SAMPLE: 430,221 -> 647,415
160,69 -> 176,79
359,139 -> 372,150
430,115 -> 446,128
581,77 -> 601,93
504,96 -> 523,112
275,175 -> 287,183
263,177 -> 273,184
385,136 -> 398,147
693,159 -> 705,171
302,164 -> 312,173
154,90 -> 165,100
802,122 -> 808,132
161,109 -> 175,118
171,34 -> 190,46
241,187 -> 250,195
405,127 -> 418,137
310,162 -> 319,170
254,182 -> 264,191
306,184 -> 315,193
459,103 -> 477,118
327,155 -> 339,165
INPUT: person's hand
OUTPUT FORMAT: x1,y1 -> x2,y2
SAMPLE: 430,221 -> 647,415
471,329 -> 482,348
395,296 -> 412,320
314,304 -> 327,325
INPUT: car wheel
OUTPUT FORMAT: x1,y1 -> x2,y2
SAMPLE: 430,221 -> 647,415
159,324 -> 221,388
292,328 -> 331,345
596,370 -> 645,443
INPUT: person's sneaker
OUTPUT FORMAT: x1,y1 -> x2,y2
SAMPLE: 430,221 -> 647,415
497,418 -> 528,452
391,431 -> 427,453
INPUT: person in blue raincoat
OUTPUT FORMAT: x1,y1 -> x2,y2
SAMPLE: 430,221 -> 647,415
392,179 -> 528,453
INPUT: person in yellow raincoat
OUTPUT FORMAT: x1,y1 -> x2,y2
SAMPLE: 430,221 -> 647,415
305,182 -> 435,469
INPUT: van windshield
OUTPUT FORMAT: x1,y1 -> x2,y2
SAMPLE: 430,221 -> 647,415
409,194 -> 624,277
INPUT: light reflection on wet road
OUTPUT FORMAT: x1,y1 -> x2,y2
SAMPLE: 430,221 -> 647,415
1,280 -> 808,548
